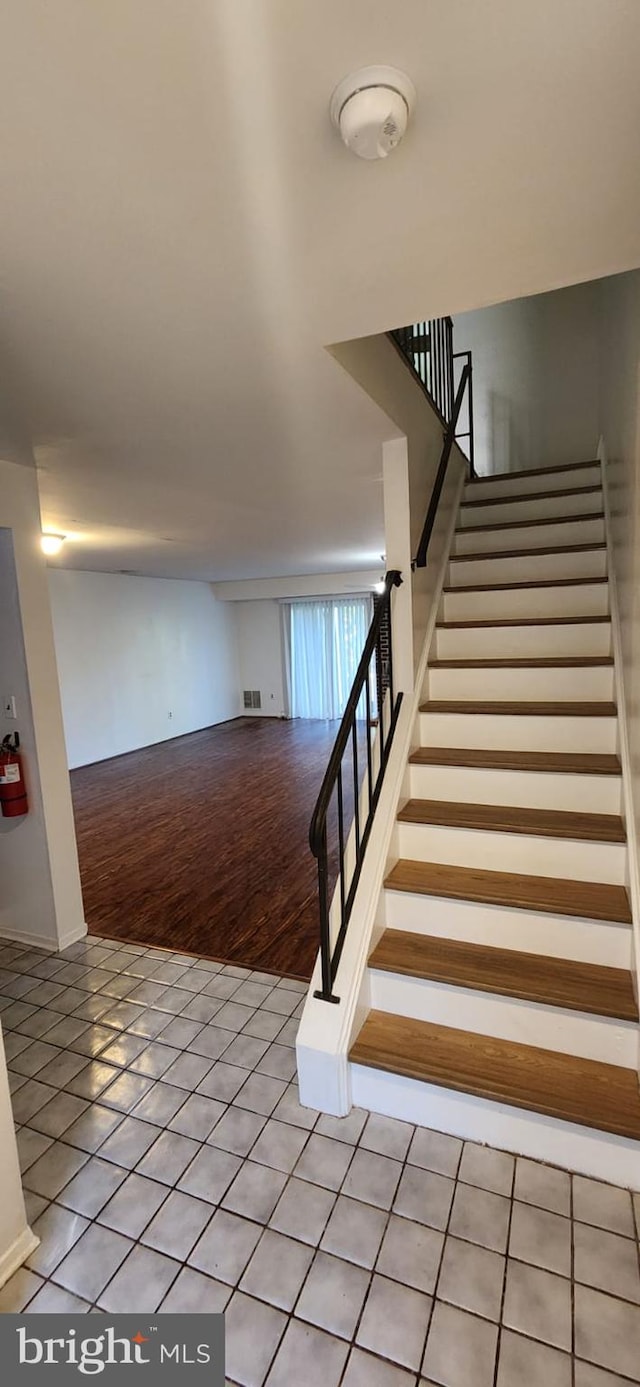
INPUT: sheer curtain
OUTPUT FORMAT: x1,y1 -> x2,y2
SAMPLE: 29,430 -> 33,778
288,596 -> 373,720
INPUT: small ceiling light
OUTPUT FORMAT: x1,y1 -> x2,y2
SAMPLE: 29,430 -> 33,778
374,579 -> 386,594
330,66 -> 416,161
41,533 -> 66,557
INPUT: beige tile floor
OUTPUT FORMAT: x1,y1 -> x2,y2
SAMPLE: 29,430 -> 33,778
1,935 -> 639,1386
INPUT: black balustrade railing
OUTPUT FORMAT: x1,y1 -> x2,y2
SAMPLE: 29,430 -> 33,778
309,315 -> 475,1002
391,317 -> 475,477
309,571 -> 403,1003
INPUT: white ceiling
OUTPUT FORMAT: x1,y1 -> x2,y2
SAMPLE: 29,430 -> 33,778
2,0 -> 640,580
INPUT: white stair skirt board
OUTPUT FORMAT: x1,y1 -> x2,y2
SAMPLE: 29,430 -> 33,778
408,763 -> 623,816
448,549 -> 607,588
396,821 -> 626,884
367,972 -> 637,1068
442,580 -> 610,622
435,621 -> 612,660
459,488 -> 603,528
426,663 -> 614,702
383,889 -> 632,969
0,1227 -> 39,1293
349,1063 -> 640,1190
464,463 -> 602,503
453,515 -> 606,556
419,710 -> 618,754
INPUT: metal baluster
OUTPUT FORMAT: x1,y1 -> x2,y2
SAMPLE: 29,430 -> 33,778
351,720 -> 360,857
387,588 -> 395,710
365,669 -> 373,816
337,766 -> 345,921
314,821 -> 332,1000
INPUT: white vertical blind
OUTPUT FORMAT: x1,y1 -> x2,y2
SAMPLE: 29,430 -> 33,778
288,595 -> 373,720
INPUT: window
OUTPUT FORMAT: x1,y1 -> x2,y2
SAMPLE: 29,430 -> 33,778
288,595 -> 373,720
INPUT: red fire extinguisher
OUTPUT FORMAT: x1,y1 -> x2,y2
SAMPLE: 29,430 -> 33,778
0,733 -> 28,818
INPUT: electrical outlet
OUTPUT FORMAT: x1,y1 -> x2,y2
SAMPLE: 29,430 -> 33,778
4,696 -> 17,719
168,711 -> 173,719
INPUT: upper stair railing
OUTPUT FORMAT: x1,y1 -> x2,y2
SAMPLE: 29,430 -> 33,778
309,316 -> 474,1002
391,318 -> 475,479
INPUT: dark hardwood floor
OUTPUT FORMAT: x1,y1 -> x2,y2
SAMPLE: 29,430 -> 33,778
70,717 -> 349,980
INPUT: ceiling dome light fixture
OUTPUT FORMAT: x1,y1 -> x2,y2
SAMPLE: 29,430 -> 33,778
330,66 -> 416,161
41,532 -> 66,557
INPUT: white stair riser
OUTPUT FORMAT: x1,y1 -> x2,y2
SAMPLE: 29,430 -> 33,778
453,516 -> 605,556
460,488 -> 603,528
427,664 -> 614,702
408,763 -> 622,816
396,820 -> 626,884
368,971 -> 637,1068
349,1066 -> 640,1189
383,888 -> 632,968
419,710 -> 617,754
448,548 -> 607,588
442,582 -> 609,623
464,464 -> 601,503
435,622 -> 612,660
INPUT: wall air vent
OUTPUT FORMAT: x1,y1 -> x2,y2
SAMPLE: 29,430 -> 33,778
243,690 -> 262,710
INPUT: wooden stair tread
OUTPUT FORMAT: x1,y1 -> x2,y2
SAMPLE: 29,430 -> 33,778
349,1012 -> 640,1141
462,484 -> 602,509
457,512 -> 604,535
466,460 -> 599,485
444,576 -> 608,592
420,700 -> 616,716
409,747 -> 622,776
437,616 -> 610,629
397,798 -> 625,843
430,656 -> 613,669
369,931 -> 637,1021
384,859 -> 632,924
449,543 -> 606,563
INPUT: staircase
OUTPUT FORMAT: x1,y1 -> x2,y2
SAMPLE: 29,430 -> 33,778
349,459 -> 640,1180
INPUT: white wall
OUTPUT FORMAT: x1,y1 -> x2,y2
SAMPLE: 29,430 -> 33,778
0,460 -> 85,952
49,570 -> 240,767
234,601 -> 287,719
454,282 -> 600,476
596,269 -> 640,926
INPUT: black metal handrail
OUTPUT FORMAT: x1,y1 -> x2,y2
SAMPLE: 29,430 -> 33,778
309,570 -> 403,1003
414,356 -> 472,569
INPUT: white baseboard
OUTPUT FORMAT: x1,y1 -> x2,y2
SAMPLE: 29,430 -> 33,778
0,920 -> 87,954
0,1226 -> 39,1292
351,1063 -> 640,1190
